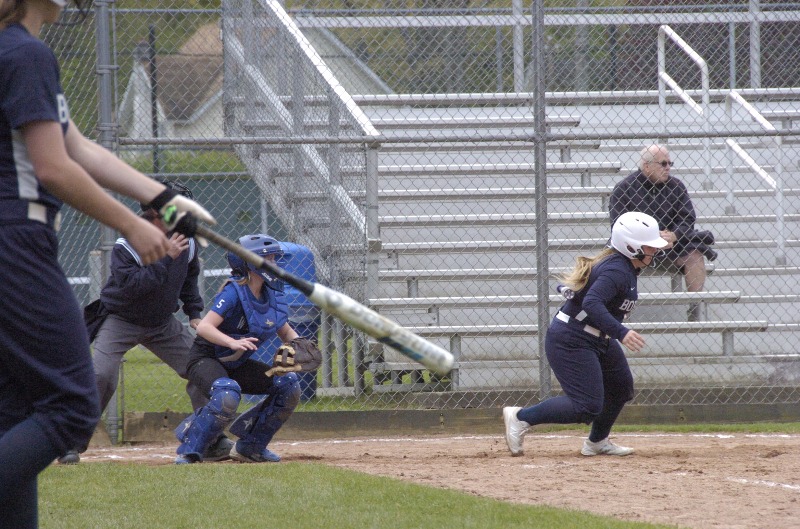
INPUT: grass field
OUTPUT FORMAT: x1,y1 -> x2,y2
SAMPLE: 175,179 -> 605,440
40,462 -> 676,529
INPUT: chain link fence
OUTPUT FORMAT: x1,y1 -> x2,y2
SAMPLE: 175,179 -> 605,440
49,0 -> 800,437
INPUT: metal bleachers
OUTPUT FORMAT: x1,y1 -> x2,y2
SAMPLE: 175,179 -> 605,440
356,98 -> 800,392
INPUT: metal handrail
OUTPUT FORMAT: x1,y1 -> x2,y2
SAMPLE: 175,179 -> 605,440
658,25 -> 713,188
226,33 -> 367,237
725,91 -> 787,264
258,0 -> 379,140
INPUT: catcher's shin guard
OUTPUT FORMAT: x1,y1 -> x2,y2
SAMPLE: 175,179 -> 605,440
175,377 -> 241,461
229,373 -> 300,451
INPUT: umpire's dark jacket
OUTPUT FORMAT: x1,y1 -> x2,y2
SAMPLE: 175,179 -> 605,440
100,237 -> 203,327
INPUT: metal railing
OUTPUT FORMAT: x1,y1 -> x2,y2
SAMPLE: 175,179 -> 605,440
658,24 -> 714,189
724,91 -> 787,264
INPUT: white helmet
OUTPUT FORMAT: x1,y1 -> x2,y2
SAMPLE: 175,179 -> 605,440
611,211 -> 668,260
50,0 -> 68,6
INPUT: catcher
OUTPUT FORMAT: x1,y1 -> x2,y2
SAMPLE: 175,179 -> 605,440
174,234 -> 321,464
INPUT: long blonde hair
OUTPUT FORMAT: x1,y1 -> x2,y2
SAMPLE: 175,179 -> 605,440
0,0 -> 25,28
217,274 -> 249,293
558,247 -> 615,293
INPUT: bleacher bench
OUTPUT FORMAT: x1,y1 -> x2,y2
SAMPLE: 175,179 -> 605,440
368,320 -> 769,391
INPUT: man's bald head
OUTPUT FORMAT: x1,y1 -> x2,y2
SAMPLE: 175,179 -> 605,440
639,144 -> 672,184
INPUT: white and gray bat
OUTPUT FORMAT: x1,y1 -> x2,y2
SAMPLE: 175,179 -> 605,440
194,225 -> 454,376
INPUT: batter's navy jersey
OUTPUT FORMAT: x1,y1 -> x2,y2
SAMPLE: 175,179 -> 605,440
0,23 -> 99,462
558,251 -> 639,341
0,23 -> 69,214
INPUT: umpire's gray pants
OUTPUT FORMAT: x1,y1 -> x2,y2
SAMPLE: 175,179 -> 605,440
92,315 -> 208,413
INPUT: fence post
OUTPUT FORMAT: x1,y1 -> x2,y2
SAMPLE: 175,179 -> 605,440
362,144 -> 381,395
531,0 -> 551,399
749,0 -> 761,89
94,0 -> 121,443
512,0 -> 525,92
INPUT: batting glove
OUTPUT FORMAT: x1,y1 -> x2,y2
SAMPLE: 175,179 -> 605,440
145,188 -> 216,247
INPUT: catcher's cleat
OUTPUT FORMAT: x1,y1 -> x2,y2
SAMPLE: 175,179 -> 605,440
503,406 -> 529,457
58,450 -> 80,465
203,435 -> 234,462
581,438 -> 634,457
230,443 -> 281,463
174,454 -> 201,465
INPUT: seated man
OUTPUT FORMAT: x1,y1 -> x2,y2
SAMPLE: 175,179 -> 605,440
609,144 -> 717,321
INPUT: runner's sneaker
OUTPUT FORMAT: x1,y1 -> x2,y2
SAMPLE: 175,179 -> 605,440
203,435 -> 234,462
503,406 -> 529,456
230,442 -> 281,463
58,450 -> 80,465
581,438 -> 634,457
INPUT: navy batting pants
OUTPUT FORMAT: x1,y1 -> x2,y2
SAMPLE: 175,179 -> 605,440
0,223 -> 101,528
518,320 -> 634,441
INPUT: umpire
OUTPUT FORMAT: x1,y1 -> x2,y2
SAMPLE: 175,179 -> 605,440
59,181 -> 229,463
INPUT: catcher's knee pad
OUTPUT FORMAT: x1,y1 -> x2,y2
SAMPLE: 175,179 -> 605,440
229,374 -> 299,448
271,373 -> 301,414
175,377 -> 241,459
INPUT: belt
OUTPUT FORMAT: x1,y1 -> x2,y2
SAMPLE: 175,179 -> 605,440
556,311 -> 609,340
0,201 -> 61,231
27,202 -> 62,231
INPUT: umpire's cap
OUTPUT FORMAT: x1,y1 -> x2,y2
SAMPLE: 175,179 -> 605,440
140,180 -> 193,212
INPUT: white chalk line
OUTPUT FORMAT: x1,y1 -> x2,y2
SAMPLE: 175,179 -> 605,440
281,432 -> 800,447
594,468 -> 800,495
79,432 -> 800,461
726,477 -> 800,492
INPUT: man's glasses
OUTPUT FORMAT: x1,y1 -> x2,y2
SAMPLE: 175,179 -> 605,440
649,160 -> 674,167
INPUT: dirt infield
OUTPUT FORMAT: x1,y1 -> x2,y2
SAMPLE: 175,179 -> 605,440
80,431 -> 800,529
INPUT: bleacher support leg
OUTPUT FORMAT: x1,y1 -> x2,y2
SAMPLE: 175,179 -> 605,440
722,330 -> 734,357
560,145 -> 571,163
407,277 -> 418,297
449,334 -> 461,390
671,273 -> 683,292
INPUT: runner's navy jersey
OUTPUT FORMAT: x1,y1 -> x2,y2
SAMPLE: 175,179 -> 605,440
559,251 -> 639,341
0,23 -> 68,211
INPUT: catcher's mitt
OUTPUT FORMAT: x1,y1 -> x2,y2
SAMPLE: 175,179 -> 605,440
265,337 -> 322,377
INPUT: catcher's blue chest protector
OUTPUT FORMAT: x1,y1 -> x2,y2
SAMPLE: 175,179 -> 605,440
214,281 -> 289,368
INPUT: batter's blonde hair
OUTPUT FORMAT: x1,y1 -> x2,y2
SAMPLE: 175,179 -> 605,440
0,0 -> 26,27
557,248 -> 615,293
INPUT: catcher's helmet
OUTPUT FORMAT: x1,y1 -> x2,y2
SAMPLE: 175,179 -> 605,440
140,180 -> 193,211
227,234 -> 286,287
610,211 -> 668,260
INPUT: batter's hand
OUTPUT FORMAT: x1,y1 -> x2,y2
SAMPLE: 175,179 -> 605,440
621,329 -> 646,353
123,217 -> 171,266
144,186 -> 215,247
189,318 -> 201,330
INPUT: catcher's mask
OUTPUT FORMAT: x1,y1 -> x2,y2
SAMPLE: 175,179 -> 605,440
610,211 -> 668,263
140,180 -> 193,212
227,234 -> 287,289
52,0 -> 92,26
